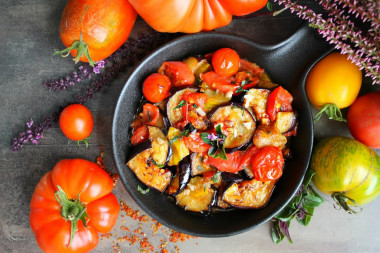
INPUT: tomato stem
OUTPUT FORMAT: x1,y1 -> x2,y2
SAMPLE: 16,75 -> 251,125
314,103 -> 346,122
55,185 -> 88,247
331,192 -> 362,214
53,32 -> 96,67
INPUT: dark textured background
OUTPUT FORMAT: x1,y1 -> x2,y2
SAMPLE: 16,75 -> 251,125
1,1 -> 379,252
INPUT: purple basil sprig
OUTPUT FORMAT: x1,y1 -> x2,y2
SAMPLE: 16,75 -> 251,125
271,169 -> 324,244
274,0 -> 380,85
12,32 -> 178,152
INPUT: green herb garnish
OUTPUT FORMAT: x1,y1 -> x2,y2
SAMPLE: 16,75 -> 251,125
151,159 -> 165,168
271,169 -> 324,244
137,185 -> 150,194
174,100 -> 187,110
211,171 -> 222,183
169,135 -> 180,144
200,124 -> 227,160
235,78 -> 250,93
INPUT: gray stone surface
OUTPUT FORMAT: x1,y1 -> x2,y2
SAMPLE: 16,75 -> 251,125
1,1 -> 379,252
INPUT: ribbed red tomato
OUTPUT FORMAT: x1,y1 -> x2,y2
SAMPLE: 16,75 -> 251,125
30,159 -> 119,253
56,0 -> 137,66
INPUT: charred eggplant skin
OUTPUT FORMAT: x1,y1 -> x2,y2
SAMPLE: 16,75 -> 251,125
127,140 -> 152,161
177,156 -> 192,195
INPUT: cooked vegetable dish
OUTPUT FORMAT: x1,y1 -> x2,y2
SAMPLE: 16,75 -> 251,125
127,48 -> 298,213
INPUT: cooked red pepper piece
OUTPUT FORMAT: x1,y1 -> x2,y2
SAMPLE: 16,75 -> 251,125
200,71 -> 238,93
204,151 -> 245,173
267,86 -> 293,121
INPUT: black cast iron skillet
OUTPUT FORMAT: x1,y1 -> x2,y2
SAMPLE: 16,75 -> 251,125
112,24 -> 333,237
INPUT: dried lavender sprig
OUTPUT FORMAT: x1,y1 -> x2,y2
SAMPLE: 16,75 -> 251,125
274,0 -> 380,85
12,32 -> 178,151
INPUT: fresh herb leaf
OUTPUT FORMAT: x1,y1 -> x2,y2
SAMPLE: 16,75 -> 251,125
151,159 -> 165,168
197,165 -> 204,171
234,78 -> 250,93
266,1 -> 273,11
137,185 -> 150,194
174,100 -> 187,110
169,136 -> 180,144
271,169 -> 324,244
181,123 -> 196,137
200,132 -> 213,145
211,171 -> 221,183
203,183 -> 207,192
193,104 -> 198,108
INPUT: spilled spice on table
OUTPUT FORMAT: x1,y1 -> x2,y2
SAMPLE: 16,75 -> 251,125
96,146 -> 198,252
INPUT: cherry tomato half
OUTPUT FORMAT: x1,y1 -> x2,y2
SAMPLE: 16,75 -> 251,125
59,104 -> 94,141
204,151 -> 245,173
142,73 -> 171,103
251,146 -> 284,181
212,48 -> 240,77
267,86 -> 293,121
200,71 -> 238,93
158,61 -> 195,87
130,125 -> 149,146
183,132 -> 211,153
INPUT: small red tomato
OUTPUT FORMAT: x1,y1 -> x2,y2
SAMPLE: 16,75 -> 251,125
158,61 -> 195,87
130,125 -> 149,146
183,132 -> 211,153
204,151 -> 245,173
251,146 -> 284,181
267,86 -> 293,121
347,91 -> 380,148
59,104 -> 94,141
142,73 -> 171,103
212,48 -> 240,77
200,71 -> 238,93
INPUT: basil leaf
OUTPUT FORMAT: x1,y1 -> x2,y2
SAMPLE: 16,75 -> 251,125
181,123 -> 196,137
211,171 -> 221,183
151,159 -> 165,168
170,136 -> 180,144
303,194 -> 324,208
303,169 -> 315,187
200,133 -> 213,145
266,1 -> 273,11
174,100 -> 187,110
215,124 -> 223,136
271,220 -> 285,244
137,185 -> 150,194
215,146 -> 227,160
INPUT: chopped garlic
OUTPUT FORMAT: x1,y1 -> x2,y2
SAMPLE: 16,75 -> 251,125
195,107 -> 206,117
243,122 -> 252,129
225,91 -> 233,98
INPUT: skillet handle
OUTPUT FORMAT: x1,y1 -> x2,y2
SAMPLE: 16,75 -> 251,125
267,23 -> 333,85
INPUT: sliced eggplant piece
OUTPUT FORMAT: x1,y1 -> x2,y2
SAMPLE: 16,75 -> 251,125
178,156 -> 192,194
190,153 -> 214,176
209,103 -> 256,149
222,179 -> 276,209
166,88 -> 209,130
238,166 -> 254,180
275,111 -> 297,134
166,166 -> 179,195
175,176 -> 217,213
253,123 -> 287,148
126,126 -> 172,192
221,172 -> 245,182
243,88 -> 271,125
127,149 -> 172,192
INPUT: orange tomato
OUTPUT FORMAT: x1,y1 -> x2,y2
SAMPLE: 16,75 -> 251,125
57,0 -> 137,65
212,48 -> 240,77
128,0 -> 268,33
306,52 -> 362,110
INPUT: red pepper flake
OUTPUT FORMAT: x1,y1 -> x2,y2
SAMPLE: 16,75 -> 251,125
120,225 -> 130,232
96,145 -> 119,187
140,238 -> 155,252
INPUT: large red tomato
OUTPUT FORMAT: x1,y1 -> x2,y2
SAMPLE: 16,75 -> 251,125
30,159 -> 120,253
128,0 -> 268,33
347,91 -> 380,149
56,0 -> 137,66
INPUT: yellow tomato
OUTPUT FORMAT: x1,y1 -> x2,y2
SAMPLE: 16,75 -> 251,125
306,52 -> 362,110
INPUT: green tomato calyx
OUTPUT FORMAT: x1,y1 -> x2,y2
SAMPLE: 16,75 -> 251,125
53,32 -> 96,67
314,103 -> 346,122
55,185 -> 89,247
331,192 -> 362,214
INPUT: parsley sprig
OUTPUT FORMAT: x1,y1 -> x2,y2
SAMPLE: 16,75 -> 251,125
271,169 -> 324,244
200,124 -> 227,160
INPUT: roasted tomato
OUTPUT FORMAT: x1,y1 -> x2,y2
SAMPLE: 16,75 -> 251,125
143,73 -> 172,103
201,71 -> 238,94
159,61 -> 195,87
59,104 -> 94,142
266,86 -> 293,121
131,125 -> 149,146
204,151 -> 245,173
56,0 -> 137,65
212,48 -> 240,77
251,146 -> 284,181
30,159 -> 119,253
183,132 -> 211,153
